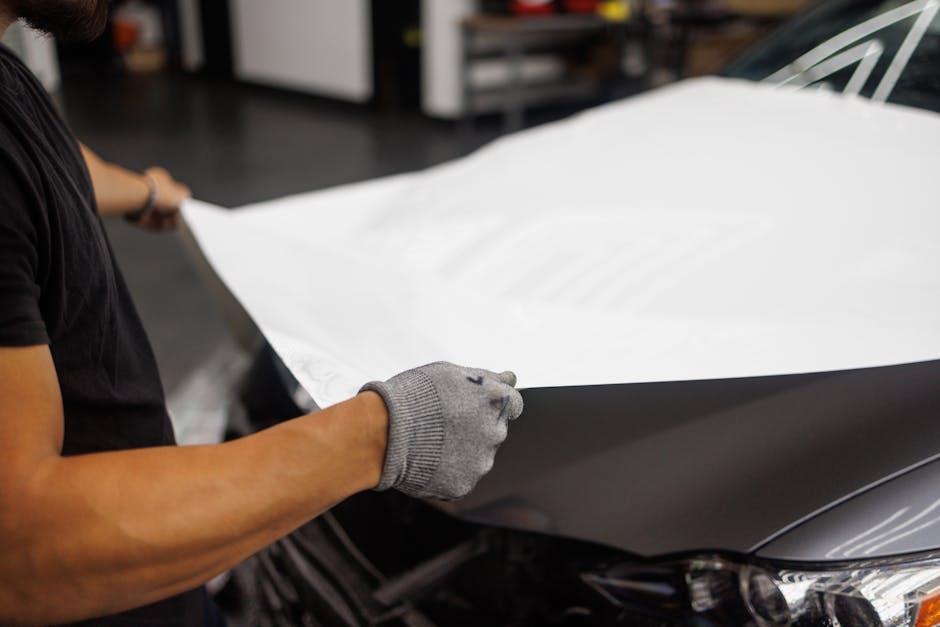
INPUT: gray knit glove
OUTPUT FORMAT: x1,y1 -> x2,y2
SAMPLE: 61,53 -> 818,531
361,362 -> 523,500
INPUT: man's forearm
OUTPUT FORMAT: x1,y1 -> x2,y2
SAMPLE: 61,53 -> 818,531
80,144 -> 152,216
0,392 -> 388,626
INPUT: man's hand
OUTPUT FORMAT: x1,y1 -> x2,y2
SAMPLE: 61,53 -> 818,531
131,166 -> 192,231
80,144 -> 191,231
362,362 -> 524,500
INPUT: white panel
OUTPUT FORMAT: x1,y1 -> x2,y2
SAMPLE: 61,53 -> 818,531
183,79 -> 940,408
177,0 -> 204,72
471,55 -> 565,89
422,0 -> 475,118
231,0 -> 372,102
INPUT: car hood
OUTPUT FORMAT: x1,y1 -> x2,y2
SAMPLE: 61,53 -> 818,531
442,80 -> 940,557
182,78 -> 940,555
453,358 -> 940,557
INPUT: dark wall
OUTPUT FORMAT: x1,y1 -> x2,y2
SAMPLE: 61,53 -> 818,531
198,0 -> 233,77
371,0 -> 422,110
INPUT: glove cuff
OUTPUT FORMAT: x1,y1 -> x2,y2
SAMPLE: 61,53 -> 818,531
361,370 -> 444,493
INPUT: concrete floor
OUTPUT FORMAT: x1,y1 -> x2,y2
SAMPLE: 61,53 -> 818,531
59,72 -> 503,401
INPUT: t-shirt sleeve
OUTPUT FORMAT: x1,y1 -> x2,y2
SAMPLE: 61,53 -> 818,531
0,152 -> 49,346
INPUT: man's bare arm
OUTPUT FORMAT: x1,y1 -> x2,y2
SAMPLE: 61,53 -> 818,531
0,344 -> 389,625
80,144 -> 190,229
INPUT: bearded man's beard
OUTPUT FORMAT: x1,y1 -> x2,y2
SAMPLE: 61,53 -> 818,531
9,0 -> 110,43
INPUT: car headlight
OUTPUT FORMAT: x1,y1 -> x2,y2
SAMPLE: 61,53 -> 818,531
583,552 -> 940,626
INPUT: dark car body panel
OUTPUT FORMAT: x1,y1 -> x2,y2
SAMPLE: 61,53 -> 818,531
758,456 -> 940,561
451,359 -> 940,557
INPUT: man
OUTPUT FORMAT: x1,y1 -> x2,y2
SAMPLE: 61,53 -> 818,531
0,1 -> 523,625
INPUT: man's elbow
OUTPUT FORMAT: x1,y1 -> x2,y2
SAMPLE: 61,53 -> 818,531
0,589 -> 47,627
0,528 -> 54,627
0,472 -> 74,626
0,530 -> 98,625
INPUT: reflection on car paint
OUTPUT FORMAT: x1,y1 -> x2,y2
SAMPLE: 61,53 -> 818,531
766,0 -> 940,102
850,499 -> 940,558
825,506 -> 914,559
822,498 -> 940,560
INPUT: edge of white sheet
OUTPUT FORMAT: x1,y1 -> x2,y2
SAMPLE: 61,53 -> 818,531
183,78 -> 940,408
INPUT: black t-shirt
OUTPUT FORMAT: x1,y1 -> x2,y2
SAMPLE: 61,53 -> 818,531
0,45 -> 206,625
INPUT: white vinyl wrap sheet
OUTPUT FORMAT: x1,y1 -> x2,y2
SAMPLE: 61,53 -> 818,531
182,78 -> 940,408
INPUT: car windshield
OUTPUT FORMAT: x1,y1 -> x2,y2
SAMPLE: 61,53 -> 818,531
724,0 -> 940,113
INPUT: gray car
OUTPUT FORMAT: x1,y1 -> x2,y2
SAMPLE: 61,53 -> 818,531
212,1 -> 940,625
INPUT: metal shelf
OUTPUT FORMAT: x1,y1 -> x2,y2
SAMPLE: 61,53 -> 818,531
460,12 -> 633,131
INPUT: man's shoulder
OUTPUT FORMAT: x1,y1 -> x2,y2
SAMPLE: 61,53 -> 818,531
0,43 -> 39,100
0,115 -> 50,230
0,42 -> 62,140
0,60 -> 71,207
0,120 -> 40,195
0,61 -> 41,162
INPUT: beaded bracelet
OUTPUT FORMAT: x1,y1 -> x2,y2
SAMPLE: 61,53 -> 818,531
125,173 -> 159,223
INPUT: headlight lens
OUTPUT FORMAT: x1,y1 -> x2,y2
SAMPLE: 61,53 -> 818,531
583,553 -> 940,626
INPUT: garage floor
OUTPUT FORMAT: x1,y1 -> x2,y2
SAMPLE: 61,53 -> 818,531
57,71 -> 508,434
